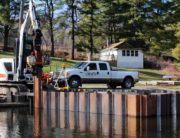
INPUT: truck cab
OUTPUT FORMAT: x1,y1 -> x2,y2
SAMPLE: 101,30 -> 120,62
0,58 -> 16,81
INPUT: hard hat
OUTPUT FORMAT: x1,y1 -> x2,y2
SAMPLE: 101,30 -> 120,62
62,64 -> 66,68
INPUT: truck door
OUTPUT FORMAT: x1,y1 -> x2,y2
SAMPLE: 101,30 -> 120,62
83,63 -> 99,83
98,63 -> 110,83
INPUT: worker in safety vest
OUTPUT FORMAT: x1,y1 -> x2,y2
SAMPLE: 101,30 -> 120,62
62,64 -> 68,78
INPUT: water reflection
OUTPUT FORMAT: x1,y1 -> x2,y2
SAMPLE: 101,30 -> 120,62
0,108 -> 34,138
1,108 -> 180,137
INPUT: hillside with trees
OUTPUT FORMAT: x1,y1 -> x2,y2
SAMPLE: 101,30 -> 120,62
0,0 -> 179,61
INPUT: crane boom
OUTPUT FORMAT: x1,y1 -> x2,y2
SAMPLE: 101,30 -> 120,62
17,0 -> 39,80
0,0 -> 43,103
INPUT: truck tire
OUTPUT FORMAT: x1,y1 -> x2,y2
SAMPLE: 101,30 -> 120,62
122,77 -> 134,89
107,83 -> 117,89
69,77 -> 80,88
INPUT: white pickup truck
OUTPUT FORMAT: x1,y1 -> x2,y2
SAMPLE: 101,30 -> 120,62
53,61 -> 139,89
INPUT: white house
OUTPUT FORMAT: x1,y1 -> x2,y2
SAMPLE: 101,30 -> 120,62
100,42 -> 144,68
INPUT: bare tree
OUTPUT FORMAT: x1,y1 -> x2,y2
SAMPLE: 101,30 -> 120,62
49,0 -> 55,57
43,0 -> 55,57
0,0 -> 10,51
67,0 -> 76,60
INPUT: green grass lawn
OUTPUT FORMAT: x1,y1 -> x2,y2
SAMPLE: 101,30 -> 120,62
0,52 -> 14,58
117,68 -> 164,81
43,57 -> 78,73
0,52 -> 179,81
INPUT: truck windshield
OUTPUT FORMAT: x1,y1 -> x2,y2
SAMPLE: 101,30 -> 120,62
73,62 -> 87,69
4,62 -> 12,72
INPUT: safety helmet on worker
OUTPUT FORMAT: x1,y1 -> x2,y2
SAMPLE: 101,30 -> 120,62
62,64 -> 66,69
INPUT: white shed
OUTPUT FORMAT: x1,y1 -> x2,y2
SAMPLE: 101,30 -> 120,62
100,42 -> 144,69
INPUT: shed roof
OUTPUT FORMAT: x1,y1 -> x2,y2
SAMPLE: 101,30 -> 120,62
101,41 -> 142,52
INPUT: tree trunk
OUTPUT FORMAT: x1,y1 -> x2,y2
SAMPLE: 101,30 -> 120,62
89,0 -> 94,60
89,24 -> 93,59
71,1 -> 75,60
112,12 -> 115,43
48,0 -> 54,57
109,20 -> 113,44
50,19 -> 54,57
3,25 -> 9,51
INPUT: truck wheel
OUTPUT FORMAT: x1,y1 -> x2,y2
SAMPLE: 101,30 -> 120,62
107,83 -> 117,89
69,77 -> 80,88
122,77 -> 134,89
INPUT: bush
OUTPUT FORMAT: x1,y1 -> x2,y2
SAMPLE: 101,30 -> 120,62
163,64 -> 180,80
55,50 -> 69,58
144,56 -> 171,69
172,44 -> 180,61
42,47 -> 69,59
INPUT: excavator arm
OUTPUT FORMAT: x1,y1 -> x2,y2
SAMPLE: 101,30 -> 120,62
17,0 -> 42,80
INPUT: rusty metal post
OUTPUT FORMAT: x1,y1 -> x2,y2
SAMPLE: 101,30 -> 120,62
34,70 -> 42,108
30,17 -> 43,109
34,108 -> 40,137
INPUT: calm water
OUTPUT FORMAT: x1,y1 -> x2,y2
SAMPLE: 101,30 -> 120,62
0,107 -> 180,138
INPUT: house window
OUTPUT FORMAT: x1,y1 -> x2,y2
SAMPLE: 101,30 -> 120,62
131,50 -> 134,56
122,50 -> 126,56
127,50 -> 130,56
135,50 -> 138,56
